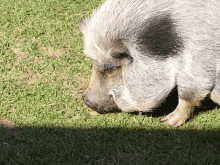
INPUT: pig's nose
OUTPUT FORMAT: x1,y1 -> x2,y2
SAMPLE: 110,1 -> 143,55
82,94 -> 94,110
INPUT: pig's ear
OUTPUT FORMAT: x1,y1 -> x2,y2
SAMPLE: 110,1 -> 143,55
79,18 -> 87,34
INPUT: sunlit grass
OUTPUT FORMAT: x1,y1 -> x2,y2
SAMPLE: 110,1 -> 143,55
0,0 -> 219,164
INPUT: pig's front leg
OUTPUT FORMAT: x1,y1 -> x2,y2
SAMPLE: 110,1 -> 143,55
161,98 -> 197,127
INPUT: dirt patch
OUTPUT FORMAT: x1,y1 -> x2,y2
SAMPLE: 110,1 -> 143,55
14,27 -> 21,32
31,56 -> 43,63
12,47 -> 43,65
10,47 -> 46,86
12,47 -> 27,64
39,47 -> 66,59
0,117 -> 16,128
61,73 -> 90,99
20,68 -> 54,86
75,76 -> 90,91
22,69 -> 43,85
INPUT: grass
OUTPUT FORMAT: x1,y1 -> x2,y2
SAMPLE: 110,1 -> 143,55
0,0 -> 220,164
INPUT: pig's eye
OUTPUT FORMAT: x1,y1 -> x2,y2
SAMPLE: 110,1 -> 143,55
112,52 -> 129,59
112,52 -> 133,65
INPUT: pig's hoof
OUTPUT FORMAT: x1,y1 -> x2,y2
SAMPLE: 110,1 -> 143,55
161,111 -> 189,128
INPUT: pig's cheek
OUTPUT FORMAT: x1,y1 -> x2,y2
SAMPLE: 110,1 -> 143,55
109,88 -> 138,112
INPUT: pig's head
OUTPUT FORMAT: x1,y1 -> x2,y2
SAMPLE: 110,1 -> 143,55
81,37 -> 135,113
79,1 -> 183,113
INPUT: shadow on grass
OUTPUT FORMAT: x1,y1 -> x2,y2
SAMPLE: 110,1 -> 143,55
1,88 -> 220,164
1,126 -> 220,164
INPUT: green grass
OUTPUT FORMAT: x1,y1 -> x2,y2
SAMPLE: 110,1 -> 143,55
0,0 -> 220,164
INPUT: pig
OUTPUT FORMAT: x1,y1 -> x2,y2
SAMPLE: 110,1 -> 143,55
80,0 -> 220,127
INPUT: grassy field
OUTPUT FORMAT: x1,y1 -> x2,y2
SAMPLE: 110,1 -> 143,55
0,0 -> 220,164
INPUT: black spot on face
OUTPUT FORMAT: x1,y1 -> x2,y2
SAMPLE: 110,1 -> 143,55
137,14 -> 183,59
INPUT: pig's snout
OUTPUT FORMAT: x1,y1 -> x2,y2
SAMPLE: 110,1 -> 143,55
82,94 -> 98,111
82,91 -> 119,112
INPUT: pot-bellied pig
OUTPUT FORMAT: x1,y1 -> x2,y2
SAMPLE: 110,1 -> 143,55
80,0 -> 220,127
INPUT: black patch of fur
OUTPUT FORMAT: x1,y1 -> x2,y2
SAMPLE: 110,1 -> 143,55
137,14 -> 183,59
